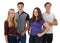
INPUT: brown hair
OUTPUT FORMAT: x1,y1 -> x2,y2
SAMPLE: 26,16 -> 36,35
17,2 -> 24,6
44,2 -> 52,7
31,7 -> 43,22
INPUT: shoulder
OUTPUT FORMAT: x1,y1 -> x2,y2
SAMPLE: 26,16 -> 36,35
50,13 -> 55,17
24,12 -> 30,18
4,20 -> 8,25
41,19 -> 46,24
50,13 -> 55,15
24,12 -> 29,16
42,12 -> 46,16
24,12 -> 28,14
4,20 -> 8,23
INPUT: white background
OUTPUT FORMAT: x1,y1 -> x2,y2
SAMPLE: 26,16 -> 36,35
0,0 -> 60,43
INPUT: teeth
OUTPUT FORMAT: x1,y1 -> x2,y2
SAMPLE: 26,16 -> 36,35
12,16 -> 14,18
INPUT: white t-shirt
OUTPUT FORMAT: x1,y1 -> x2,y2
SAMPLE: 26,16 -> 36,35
42,12 -> 55,34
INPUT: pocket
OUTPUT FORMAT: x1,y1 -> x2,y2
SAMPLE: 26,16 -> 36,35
36,35 -> 42,38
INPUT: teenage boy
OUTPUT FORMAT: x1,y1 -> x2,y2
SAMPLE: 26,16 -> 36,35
42,2 -> 58,43
15,2 -> 30,43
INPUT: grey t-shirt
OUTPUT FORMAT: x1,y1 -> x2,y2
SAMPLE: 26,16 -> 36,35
42,12 -> 55,34
15,12 -> 30,34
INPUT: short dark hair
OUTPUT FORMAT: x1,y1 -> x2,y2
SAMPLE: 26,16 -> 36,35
17,2 -> 24,6
44,2 -> 52,6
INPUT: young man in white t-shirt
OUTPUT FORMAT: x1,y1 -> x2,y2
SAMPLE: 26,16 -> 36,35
42,2 -> 58,43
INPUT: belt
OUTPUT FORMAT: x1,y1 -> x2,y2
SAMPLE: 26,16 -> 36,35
8,34 -> 17,36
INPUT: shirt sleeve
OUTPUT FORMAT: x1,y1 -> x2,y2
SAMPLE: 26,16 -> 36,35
42,20 -> 46,25
42,13 -> 47,21
26,14 -> 30,21
53,14 -> 56,19
4,21 -> 8,35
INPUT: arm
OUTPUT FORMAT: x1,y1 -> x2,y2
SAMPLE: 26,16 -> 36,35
27,21 -> 30,35
23,14 -> 30,33
5,35 -> 8,43
48,18 -> 58,26
20,20 -> 30,36
20,14 -> 30,36
24,20 -> 30,33
37,22 -> 50,37
4,21 -> 8,43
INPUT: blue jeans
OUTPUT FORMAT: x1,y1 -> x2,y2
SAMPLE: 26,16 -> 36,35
17,33 -> 26,43
8,35 -> 18,43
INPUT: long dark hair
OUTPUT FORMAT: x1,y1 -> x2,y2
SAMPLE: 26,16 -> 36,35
31,7 -> 43,22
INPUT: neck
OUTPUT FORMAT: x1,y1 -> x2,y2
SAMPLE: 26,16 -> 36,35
36,16 -> 38,21
19,10 -> 23,14
46,10 -> 50,14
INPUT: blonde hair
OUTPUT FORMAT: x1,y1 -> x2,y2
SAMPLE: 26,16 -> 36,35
7,9 -> 18,28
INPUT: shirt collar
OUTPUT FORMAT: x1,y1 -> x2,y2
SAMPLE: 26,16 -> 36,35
17,11 -> 25,15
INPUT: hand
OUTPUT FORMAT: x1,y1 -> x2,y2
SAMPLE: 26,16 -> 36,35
28,31 -> 30,35
37,33 -> 43,37
6,41 -> 8,43
47,22 -> 53,26
16,36 -> 19,40
20,31 -> 25,36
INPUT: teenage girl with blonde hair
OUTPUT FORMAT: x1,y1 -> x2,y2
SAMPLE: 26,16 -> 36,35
4,9 -> 18,43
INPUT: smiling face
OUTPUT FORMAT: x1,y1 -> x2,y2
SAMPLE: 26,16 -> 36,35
8,10 -> 15,19
31,7 -> 43,22
33,9 -> 38,17
45,4 -> 51,11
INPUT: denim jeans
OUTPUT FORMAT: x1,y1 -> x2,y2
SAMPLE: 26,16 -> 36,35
8,35 -> 18,43
17,33 -> 26,43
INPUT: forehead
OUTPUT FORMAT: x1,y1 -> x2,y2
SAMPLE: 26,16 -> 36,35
34,9 -> 38,11
34,9 -> 38,13
17,4 -> 24,6
9,10 -> 15,13
46,4 -> 51,6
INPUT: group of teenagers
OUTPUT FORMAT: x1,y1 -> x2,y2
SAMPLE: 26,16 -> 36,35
4,2 -> 58,43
